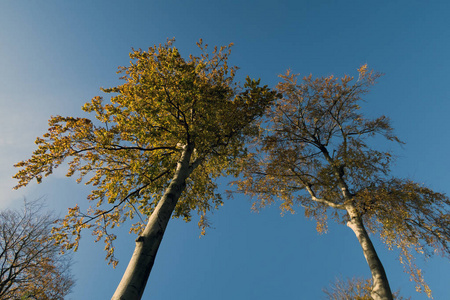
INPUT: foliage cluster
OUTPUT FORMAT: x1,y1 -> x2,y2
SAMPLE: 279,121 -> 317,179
235,65 -> 450,297
13,40 -> 277,267
0,200 -> 74,299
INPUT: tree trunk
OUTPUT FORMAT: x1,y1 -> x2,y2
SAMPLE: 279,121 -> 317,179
112,145 -> 195,300
346,205 -> 393,300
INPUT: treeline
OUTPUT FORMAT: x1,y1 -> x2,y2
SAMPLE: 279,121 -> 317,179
9,40 -> 449,300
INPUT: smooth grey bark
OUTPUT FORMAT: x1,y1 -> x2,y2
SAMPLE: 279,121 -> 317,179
112,144 -> 197,300
346,205 -> 393,300
320,147 -> 393,300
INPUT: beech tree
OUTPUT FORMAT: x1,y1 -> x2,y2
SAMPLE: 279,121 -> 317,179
0,200 -> 74,299
13,40 -> 277,299
236,66 -> 450,300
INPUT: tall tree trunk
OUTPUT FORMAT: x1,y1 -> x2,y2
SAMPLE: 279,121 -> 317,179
346,205 -> 393,300
112,145 -> 195,300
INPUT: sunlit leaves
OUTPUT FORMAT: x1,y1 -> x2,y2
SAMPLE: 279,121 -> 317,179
13,40 -> 277,266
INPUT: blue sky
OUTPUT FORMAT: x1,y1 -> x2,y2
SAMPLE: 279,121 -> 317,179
1,1 -> 449,299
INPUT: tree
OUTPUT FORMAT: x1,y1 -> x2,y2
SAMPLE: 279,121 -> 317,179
0,200 -> 74,300
235,65 -> 450,300
323,277 -> 410,300
13,40 -> 278,299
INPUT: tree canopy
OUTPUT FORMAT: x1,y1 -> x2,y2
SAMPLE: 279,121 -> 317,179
13,39 -> 277,298
235,65 -> 450,299
0,200 -> 74,299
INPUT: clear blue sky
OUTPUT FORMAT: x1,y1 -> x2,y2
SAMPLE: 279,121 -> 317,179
1,1 -> 449,299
